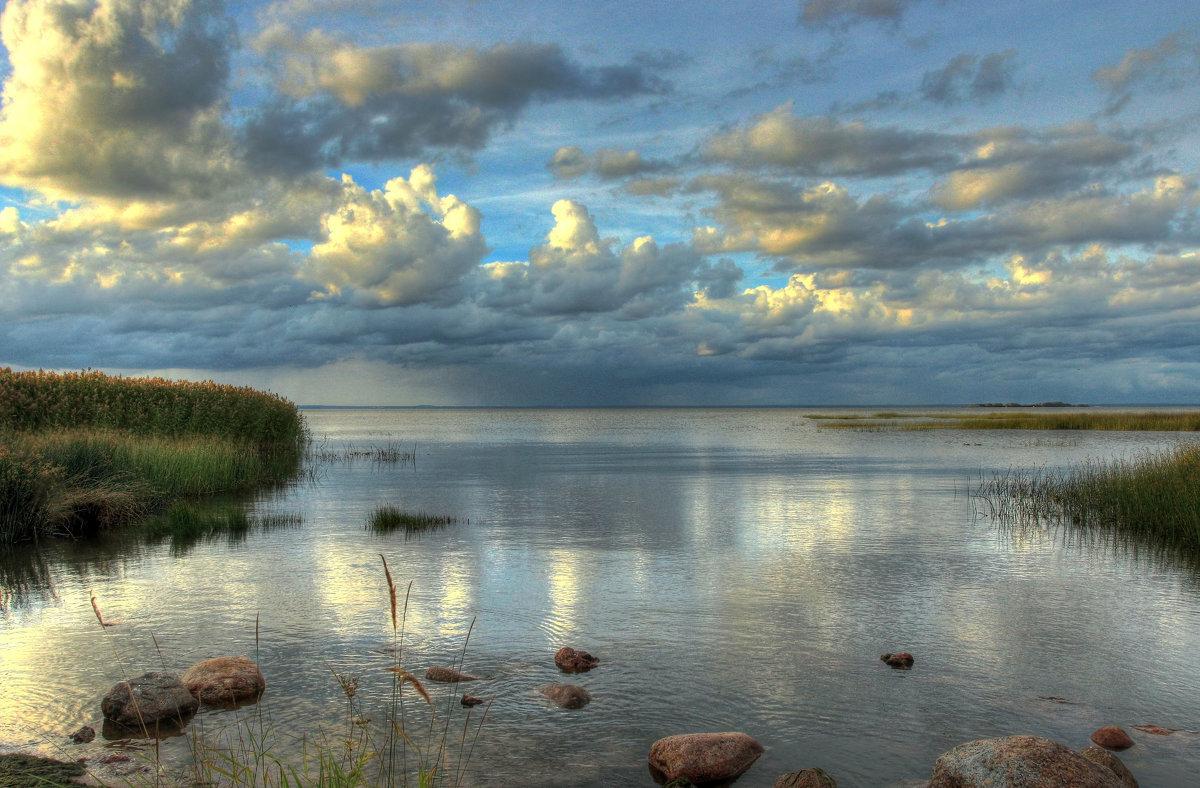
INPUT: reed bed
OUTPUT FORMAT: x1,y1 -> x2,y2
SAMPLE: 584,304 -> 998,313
0,369 -> 308,545
0,367 -> 305,447
814,410 -> 1200,431
973,443 -> 1200,556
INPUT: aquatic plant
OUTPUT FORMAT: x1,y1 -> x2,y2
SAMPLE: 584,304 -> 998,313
368,505 -> 457,535
973,443 -> 1200,557
814,410 -> 1200,431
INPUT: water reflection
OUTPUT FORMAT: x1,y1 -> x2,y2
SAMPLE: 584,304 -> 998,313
3,409 -> 1200,787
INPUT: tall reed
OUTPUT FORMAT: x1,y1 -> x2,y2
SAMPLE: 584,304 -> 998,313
974,443 -> 1200,556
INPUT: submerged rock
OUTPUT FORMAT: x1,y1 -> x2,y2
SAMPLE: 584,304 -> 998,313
1090,726 -> 1134,750
538,683 -> 591,709
648,732 -> 764,785
181,656 -> 265,707
929,735 -> 1125,788
101,672 -> 198,732
555,646 -> 599,673
69,725 -> 95,744
461,694 -> 484,707
424,666 -> 477,683
1133,724 -> 1174,735
774,767 -> 837,787
880,652 -> 914,669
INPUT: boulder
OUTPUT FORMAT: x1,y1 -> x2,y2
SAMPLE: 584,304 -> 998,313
461,694 -> 484,707
774,767 -> 837,787
101,672 -> 198,732
1090,726 -> 1134,750
648,732 -> 764,785
424,666 -> 477,683
538,683 -> 591,709
929,735 -> 1125,788
880,652 -> 914,669
181,656 -> 265,707
1078,746 -> 1138,788
555,646 -> 599,673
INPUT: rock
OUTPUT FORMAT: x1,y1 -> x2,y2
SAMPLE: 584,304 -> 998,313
648,732 -> 764,785
101,672 -> 198,732
69,725 -> 95,743
880,652 -> 914,669
555,646 -> 599,673
1133,724 -> 1174,735
929,735 -> 1125,788
181,656 -> 265,707
424,666 -> 477,683
461,694 -> 484,707
1091,726 -> 1134,750
538,683 -> 591,709
1078,746 -> 1138,788
774,767 -> 837,787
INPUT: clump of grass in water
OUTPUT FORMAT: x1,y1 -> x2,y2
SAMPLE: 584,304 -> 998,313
368,505 -> 457,536
973,443 -> 1200,558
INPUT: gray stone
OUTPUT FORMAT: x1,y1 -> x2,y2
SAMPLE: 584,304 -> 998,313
929,735 -> 1125,788
648,732 -> 764,785
101,672 -> 198,732
538,683 -> 591,709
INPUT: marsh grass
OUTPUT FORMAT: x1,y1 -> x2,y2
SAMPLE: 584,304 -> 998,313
973,443 -> 1200,558
0,369 -> 308,545
368,506 -> 457,536
142,502 -> 305,554
813,410 -> 1200,431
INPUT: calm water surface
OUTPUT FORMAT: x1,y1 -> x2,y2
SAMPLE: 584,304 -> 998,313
3,408 -> 1200,786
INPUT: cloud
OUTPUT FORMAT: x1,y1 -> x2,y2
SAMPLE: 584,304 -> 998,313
929,123 -> 1134,209
920,50 -> 1017,105
798,0 -> 923,27
548,146 -> 662,180
304,167 -> 486,306
705,104 -> 960,176
480,199 -> 740,318
244,30 -> 664,172
690,169 -> 1196,271
1093,31 -> 1200,114
0,0 -> 238,200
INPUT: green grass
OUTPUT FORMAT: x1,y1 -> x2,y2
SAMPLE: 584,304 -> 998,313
0,369 -> 308,545
813,410 -> 1200,431
368,505 -> 457,536
974,443 -> 1200,557
0,753 -> 86,787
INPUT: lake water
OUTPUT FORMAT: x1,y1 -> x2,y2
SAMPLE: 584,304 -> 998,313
2,408 -> 1200,786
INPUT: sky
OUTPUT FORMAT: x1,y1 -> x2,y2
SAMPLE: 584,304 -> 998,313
1,0 -> 1199,406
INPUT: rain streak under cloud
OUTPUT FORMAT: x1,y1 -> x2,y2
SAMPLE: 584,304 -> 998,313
0,0 -> 1198,406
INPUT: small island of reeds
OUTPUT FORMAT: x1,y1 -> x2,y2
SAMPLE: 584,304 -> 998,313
0,367 -> 307,545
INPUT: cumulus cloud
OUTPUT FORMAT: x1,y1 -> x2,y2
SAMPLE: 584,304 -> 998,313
480,200 -> 741,318
304,167 -> 486,306
0,0 -> 238,200
919,50 -> 1017,104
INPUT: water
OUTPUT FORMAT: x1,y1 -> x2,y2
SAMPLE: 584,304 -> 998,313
3,408 -> 1200,786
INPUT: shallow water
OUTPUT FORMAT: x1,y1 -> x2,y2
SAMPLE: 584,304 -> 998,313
3,408 -> 1200,786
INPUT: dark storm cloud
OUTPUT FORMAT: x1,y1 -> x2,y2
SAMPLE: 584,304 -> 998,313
243,38 -> 664,172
